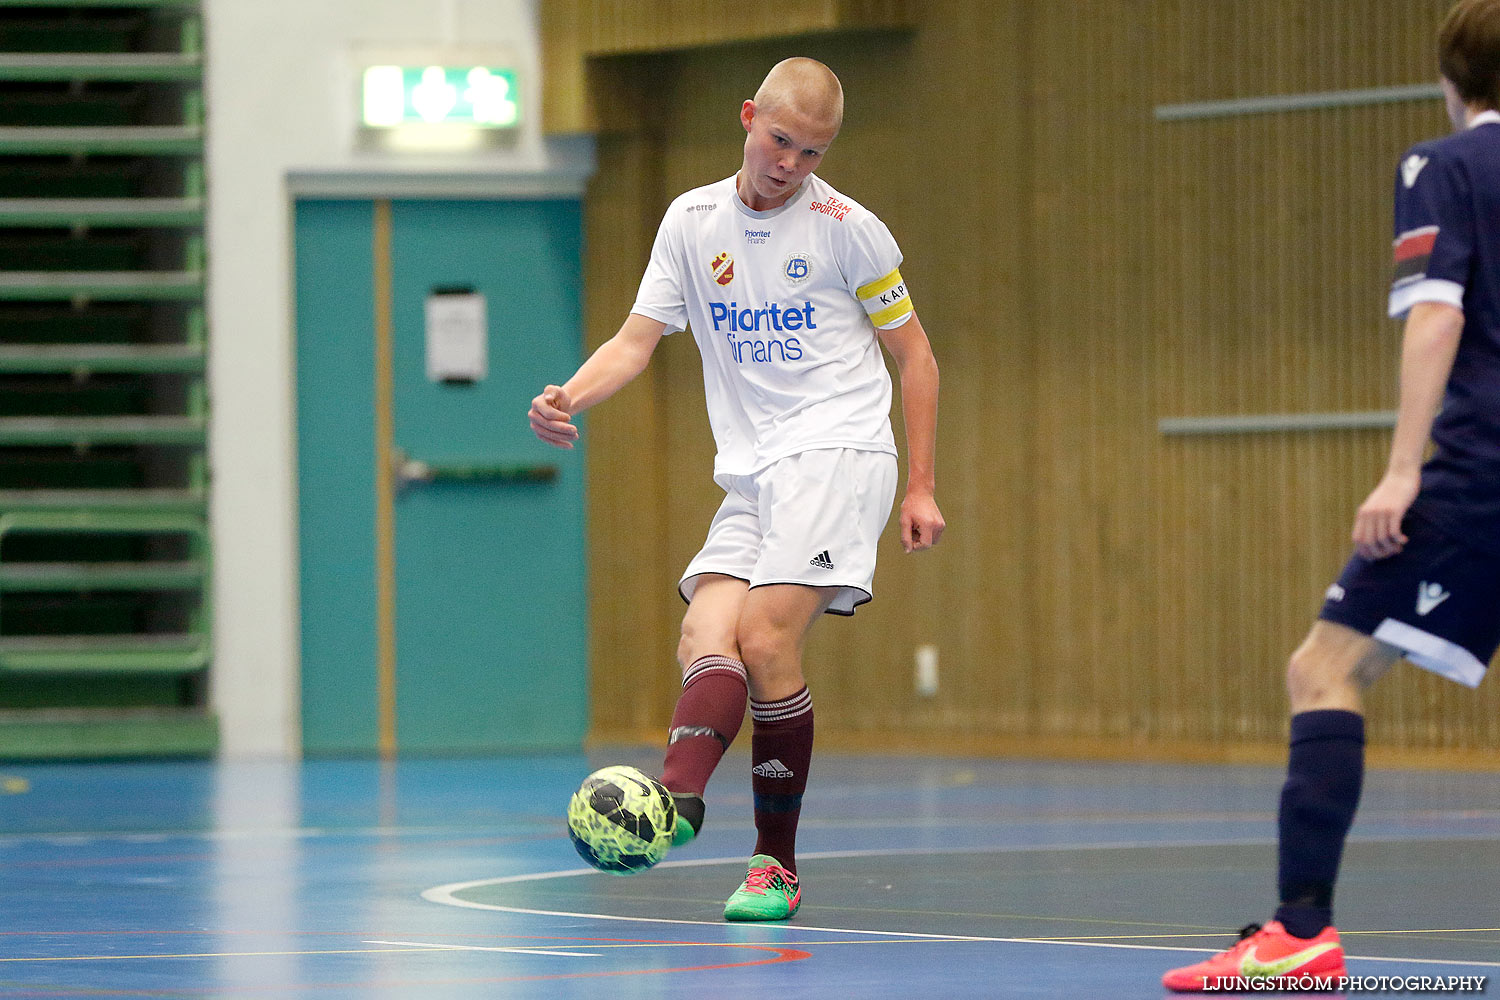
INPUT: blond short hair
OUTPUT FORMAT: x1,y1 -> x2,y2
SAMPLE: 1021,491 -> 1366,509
753,57 -> 844,131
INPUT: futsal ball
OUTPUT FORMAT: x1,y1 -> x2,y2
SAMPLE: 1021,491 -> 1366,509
566,765 -> 677,875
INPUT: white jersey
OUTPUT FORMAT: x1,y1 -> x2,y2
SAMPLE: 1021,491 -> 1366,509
631,173 -> 914,480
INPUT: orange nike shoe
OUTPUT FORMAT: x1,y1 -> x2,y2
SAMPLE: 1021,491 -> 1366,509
1163,921 -> 1347,992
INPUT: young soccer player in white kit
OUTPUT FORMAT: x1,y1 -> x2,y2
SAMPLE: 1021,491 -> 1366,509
529,57 -> 944,920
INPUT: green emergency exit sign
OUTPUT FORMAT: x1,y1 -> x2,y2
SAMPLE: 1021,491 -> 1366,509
362,66 -> 520,128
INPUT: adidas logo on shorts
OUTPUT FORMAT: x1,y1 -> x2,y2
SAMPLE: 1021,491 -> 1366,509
809,550 -> 834,569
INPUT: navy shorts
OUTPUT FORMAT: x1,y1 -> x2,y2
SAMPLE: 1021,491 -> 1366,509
1319,509 -> 1500,688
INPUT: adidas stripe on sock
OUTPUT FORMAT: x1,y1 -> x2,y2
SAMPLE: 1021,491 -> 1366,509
750,687 -> 814,875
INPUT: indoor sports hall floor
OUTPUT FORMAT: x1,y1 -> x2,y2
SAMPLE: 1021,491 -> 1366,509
0,750 -> 1495,998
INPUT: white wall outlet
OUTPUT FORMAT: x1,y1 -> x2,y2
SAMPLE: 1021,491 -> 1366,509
914,644 -> 939,697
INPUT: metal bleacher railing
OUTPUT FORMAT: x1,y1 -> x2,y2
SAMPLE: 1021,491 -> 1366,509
0,509 -> 210,671
0,0 -> 211,758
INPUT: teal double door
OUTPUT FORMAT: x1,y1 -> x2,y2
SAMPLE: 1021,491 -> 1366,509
294,198 -> 586,756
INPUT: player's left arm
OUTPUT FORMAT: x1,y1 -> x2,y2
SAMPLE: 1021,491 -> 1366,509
1352,301 -> 1464,559
878,310 -> 945,553
1356,139 -> 1473,560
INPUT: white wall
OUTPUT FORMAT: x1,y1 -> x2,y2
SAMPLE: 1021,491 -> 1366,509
204,0 -> 592,757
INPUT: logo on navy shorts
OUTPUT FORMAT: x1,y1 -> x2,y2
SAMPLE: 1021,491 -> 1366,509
1416,581 -> 1450,616
1325,583 -> 1345,602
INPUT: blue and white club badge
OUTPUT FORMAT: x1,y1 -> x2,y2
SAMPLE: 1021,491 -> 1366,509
783,252 -> 813,285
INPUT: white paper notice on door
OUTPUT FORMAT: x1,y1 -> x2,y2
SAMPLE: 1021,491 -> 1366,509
424,288 -> 488,384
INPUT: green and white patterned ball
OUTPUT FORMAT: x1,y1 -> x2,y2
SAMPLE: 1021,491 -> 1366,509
566,765 -> 677,875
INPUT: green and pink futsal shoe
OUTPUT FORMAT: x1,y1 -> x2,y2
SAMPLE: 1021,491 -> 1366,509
723,854 -> 800,921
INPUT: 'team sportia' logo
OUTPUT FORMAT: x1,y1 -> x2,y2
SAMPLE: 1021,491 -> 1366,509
809,195 -> 850,220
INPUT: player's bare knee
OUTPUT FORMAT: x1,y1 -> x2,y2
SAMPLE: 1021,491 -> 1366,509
1286,623 -> 1396,711
1284,646 -> 1327,707
676,638 -> 737,675
676,620 -> 738,674
735,624 -> 793,675
740,653 -> 805,703
674,633 -> 696,675
1285,640 -> 1367,713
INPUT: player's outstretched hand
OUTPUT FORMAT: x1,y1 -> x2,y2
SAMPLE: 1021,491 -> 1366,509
529,385 -> 580,449
900,491 -> 945,553
1351,468 -> 1419,560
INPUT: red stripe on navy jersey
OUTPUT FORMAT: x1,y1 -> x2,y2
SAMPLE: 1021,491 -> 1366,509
1393,226 -> 1439,264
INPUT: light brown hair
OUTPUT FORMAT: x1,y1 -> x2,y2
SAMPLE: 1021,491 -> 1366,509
1440,0 -> 1500,109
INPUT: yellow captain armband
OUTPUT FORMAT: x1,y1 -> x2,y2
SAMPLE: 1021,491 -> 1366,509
856,268 -> 914,328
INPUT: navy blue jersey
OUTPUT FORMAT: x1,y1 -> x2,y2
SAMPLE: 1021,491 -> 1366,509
1389,112 -> 1500,550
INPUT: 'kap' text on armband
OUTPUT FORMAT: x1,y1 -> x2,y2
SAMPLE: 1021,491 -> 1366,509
856,268 -> 914,328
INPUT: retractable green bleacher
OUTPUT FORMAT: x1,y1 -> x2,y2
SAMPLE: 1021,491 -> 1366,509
0,0 -> 213,758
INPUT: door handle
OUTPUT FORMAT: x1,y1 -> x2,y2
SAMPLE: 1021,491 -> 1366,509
391,447 -> 557,489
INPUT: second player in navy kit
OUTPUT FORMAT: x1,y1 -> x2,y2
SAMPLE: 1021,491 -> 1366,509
1165,0 -> 1500,990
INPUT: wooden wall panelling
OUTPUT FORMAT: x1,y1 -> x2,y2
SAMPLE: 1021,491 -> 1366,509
580,122 -> 676,736
568,0 -> 915,56
567,0 -> 1500,757
1027,1 -> 1161,743
540,0 -> 917,133
1034,0 -> 1500,753
539,2 -> 585,134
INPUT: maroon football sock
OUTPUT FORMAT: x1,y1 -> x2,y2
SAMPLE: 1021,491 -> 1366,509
660,655 -> 748,797
749,687 -> 814,875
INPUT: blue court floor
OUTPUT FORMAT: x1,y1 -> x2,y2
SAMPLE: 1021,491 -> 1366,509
0,749 -> 1495,998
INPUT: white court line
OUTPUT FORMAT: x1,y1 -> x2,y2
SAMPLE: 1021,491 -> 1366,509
2,807 -> 1495,846
427,838 -> 1289,889
427,831 -> 1498,885
422,843 -> 1500,970
364,939 -> 600,958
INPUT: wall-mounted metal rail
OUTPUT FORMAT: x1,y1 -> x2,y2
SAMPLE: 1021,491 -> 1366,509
1159,411 -> 1397,436
1155,83 -> 1443,122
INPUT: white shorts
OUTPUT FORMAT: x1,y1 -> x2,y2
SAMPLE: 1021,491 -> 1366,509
679,448 -> 898,616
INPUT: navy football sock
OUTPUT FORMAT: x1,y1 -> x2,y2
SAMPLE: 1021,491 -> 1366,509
1274,709 -> 1365,938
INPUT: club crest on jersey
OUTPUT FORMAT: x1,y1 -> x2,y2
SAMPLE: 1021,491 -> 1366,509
1401,153 -> 1429,189
784,252 -> 812,285
710,251 -> 735,286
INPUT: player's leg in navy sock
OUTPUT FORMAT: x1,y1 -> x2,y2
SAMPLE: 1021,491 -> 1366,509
1270,622 -> 1395,940
1273,708 -> 1365,938
749,687 -> 813,875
